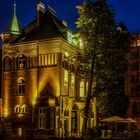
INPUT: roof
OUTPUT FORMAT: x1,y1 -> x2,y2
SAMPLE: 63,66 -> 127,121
8,3 -> 21,35
12,8 -> 68,43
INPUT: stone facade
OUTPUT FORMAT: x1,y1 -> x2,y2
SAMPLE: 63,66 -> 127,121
0,3 -> 96,138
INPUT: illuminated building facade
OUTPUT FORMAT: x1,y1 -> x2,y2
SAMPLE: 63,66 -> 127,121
125,33 -> 140,128
1,2 -> 96,138
0,48 -> 2,119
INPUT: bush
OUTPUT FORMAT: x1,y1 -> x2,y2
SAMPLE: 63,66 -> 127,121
86,126 -> 102,138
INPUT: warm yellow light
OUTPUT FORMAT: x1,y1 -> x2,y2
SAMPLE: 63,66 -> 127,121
64,52 -> 69,57
18,128 -> 22,136
17,114 -> 24,118
4,80 -> 10,118
3,109 -> 9,118
48,99 -> 55,106
32,90 -> 37,106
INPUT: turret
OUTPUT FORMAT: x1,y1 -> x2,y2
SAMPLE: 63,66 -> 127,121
1,2 -> 21,44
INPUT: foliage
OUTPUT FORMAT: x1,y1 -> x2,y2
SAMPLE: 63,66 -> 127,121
85,127 -> 102,138
76,0 -> 130,123
96,92 -> 129,117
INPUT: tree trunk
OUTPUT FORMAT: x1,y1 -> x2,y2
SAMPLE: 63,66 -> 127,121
82,56 -> 95,135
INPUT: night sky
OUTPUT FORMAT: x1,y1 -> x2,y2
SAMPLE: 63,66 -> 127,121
0,0 -> 140,36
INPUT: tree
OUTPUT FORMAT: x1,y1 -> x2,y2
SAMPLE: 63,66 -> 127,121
76,0 -> 130,135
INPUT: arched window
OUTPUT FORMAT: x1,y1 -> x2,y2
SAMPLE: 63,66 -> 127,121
71,104 -> 78,131
21,105 -> 28,113
17,79 -> 25,96
80,81 -> 85,97
15,105 -> 21,113
17,54 -> 27,69
3,56 -> 12,71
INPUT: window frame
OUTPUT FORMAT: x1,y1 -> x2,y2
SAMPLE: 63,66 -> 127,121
17,79 -> 26,96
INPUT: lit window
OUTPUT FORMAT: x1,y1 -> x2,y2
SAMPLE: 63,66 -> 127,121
138,40 -> 140,46
80,81 -> 85,97
17,79 -> 25,96
71,75 -> 75,96
48,54 -> 50,65
15,105 -> 21,113
64,70 -> 68,95
21,105 -> 28,113
18,128 -> 22,136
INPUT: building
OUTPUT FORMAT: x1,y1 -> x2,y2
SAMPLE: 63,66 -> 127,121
1,2 -> 96,138
0,47 -> 2,119
125,33 -> 140,128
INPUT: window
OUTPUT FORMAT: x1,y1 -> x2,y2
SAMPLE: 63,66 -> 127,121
39,54 -> 57,67
21,105 -> 28,113
15,105 -> 21,113
71,111 -> 77,130
71,75 -> 75,97
38,108 -> 45,129
71,104 -> 78,131
46,109 -> 53,129
130,64 -> 139,71
18,128 -> 22,136
64,70 -> 68,95
80,81 -> 85,97
18,54 -> 27,69
62,60 -> 68,69
17,79 -> 25,96
130,52 -> 139,59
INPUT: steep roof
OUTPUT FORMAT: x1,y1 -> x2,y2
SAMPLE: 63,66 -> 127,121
8,3 -> 21,35
12,7 -> 68,43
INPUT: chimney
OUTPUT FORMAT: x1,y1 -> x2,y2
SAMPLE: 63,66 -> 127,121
48,5 -> 56,16
37,2 -> 45,27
